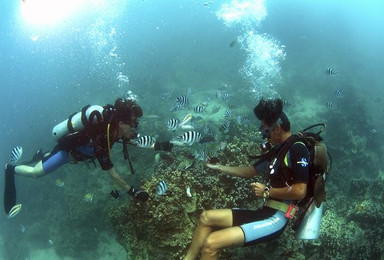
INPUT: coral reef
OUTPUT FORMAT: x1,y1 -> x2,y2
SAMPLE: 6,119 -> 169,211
109,124 -> 264,259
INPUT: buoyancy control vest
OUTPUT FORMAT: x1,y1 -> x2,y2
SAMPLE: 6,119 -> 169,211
256,124 -> 330,207
275,124 -> 331,238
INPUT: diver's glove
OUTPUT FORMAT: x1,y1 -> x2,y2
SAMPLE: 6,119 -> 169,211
110,189 -> 120,199
127,186 -> 149,202
154,141 -> 173,152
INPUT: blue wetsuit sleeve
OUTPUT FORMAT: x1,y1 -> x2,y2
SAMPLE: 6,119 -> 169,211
289,142 -> 310,184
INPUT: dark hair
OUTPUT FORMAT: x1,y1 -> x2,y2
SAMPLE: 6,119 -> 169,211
253,98 -> 290,131
114,98 -> 143,125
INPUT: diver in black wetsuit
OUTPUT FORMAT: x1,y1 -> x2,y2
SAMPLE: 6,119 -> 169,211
184,98 -> 310,260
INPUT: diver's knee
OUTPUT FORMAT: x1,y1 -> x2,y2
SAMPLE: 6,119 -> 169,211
201,235 -> 219,257
30,166 -> 46,178
32,171 -> 46,178
199,210 -> 212,226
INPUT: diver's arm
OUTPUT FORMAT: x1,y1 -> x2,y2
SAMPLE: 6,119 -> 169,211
251,182 -> 307,200
206,164 -> 257,178
106,167 -> 131,192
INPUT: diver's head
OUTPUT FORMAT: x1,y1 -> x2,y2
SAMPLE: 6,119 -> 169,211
254,98 -> 290,143
114,98 -> 143,139
114,98 -> 143,125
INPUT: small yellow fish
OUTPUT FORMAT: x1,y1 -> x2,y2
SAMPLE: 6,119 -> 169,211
55,179 -> 65,187
83,193 -> 93,203
180,114 -> 193,127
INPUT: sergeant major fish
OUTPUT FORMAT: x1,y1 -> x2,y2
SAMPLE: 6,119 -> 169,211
221,93 -> 230,101
194,105 -> 206,113
325,68 -> 337,75
166,119 -> 180,130
135,135 -> 156,147
220,122 -> 230,133
176,131 -> 202,145
325,101 -> 335,109
334,89 -> 344,99
225,108 -> 232,118
10,146 -> 23,165
156,180 -> 168,196
175,95 -> 188,108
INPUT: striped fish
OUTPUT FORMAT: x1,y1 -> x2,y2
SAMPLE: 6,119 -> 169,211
220,122 -> 230,133
135,135 -> 156,147
10,146 -> 23,165
166,119 -> 180,130
156,180 -> 168,196
221,93 -> 230,101
325,101 -> 335,109
176,95 -> 188,107
225,108 -> 232,118
194,105 -> 206,113
177,131 -> 202,145
325,68 -> 337,75
334,89 -> 344,99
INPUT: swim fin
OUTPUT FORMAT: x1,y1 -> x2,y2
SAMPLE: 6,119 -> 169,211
4,163 -> 16,214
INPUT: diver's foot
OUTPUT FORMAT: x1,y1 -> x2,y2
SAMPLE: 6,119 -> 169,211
128,186 -> 149,202
5,163 -> 15,176
32,149 -> 45,162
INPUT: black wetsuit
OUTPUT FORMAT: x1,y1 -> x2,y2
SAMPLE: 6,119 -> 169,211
231,141 -> 309,246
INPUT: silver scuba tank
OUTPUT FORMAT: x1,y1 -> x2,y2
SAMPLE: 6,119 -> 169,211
295,200 -> 324,240
296,168 -> 328,240
52,105 -> 104,141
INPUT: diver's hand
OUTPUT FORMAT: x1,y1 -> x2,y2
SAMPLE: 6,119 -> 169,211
250,182 -> 266,198
110,190 -> 120,199
206,163 -> 221,171
128,186 -> 149,202
154,141 -> 173,152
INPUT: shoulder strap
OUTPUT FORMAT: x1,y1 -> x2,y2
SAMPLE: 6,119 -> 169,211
81,105 -> 91,127
276,134 -> 302,163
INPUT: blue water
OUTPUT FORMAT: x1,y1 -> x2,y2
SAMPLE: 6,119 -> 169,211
1,0 -> 384,259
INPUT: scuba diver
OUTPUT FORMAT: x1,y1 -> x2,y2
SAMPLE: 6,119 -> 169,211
4,97 -> 173,218
184,98 -> 310,260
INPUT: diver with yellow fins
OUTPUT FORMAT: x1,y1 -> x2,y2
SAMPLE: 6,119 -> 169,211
4,97 -> 173,218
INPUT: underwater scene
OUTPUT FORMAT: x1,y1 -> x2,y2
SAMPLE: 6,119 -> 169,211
1,0 -> 384,259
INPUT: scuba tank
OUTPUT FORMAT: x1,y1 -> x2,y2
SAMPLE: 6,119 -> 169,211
295,200 -> 324,240
295,171 -> 328,240
52,105 -> 104,141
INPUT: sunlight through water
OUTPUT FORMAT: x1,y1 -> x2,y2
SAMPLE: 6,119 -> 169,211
20,0 -> 84,27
